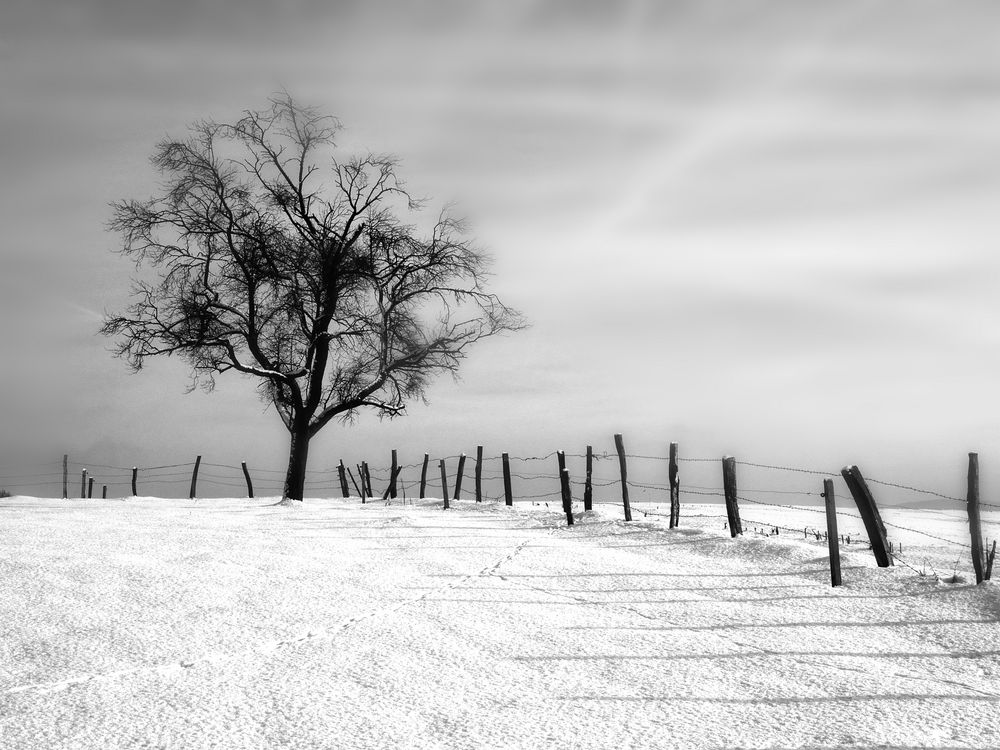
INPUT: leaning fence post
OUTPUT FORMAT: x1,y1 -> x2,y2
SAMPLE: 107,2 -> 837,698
356,464 -> 366,501
557,451 -> 569,516
346,466 -> 362,498
454,453 -> 466,501
131,467 -> 138,497
382,465 -> 403,502
189,455 -> 201,499
986,540 -> 996,581
390,450 -> 399,499
560,467 -> 574,526
439,459 -> 450,510
967,452 -> 987,584
721,456 -> 742,537
62,454 -> 68,499
669,442 -> 680,528
241,461 -> 254,498
613,434 -> 632,521
840,466 -> 892,567
338,460 -> 349,498
475,445 -> 483,502
502,452 -> 513,506
584,445 -> 593,511
823,478 -> 842,587
362,462 -> 373,498
419,453 -> 429,499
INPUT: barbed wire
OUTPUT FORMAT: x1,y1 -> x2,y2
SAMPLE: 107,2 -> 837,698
739,515 -> 839,539
879,517 -> 969,548
737,494 -> 846,518
736,461 -> 840,477
863,476 -> 963,504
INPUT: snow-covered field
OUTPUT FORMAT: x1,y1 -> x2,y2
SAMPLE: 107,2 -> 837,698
2,496 -> 998,749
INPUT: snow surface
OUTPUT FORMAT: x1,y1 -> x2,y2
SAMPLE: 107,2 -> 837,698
1,496 -> 999,749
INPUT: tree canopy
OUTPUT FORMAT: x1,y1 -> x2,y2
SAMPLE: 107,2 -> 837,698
103,95 -> 524,500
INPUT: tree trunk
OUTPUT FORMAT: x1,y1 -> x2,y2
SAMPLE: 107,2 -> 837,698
283,426 -> 310,501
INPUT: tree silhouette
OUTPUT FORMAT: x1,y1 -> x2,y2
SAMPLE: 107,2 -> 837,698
103,95 -> 524,501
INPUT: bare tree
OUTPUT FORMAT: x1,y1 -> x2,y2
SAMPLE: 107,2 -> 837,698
102,95 -> 524,501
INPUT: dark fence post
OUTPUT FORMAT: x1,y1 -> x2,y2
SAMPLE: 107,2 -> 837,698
338,460 -> 349,498
362,462 -> 373,498
102,485 -> 107,500
475,445 -> 483,503
241,461 -> 254,498
382,465 -> 403,502
390,449 -> 398,499
454,453 -> 466,501
967,452 -> 986,584
823,478 -> 842,587
840,465 -> 892,567
419,453 -> 429,499
189,455 -> 201,499
440,459 -> 450,510
986,540 -> 996,581
721,456 -> 742,537
502,452 -> 513,506
131,467 -> 138,497
347,466 -> 362,498
584,445 -> 593,511
87,477 -> 94,499
81,469 -> 87,499
669,442 -> 680,528
62,454 -> 68,499
355,464 -> 366,501
613,433 -> 632,521
557,451 -> 569,519
560,467 -> 574,526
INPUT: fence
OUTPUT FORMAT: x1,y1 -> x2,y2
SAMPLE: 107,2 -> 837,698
1,437 -> 997,586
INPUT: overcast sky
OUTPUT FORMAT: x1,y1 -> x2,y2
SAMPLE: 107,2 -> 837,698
2,1 -> 999,498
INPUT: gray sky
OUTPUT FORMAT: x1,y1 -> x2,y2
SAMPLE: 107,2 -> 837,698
2,1 -> 999,497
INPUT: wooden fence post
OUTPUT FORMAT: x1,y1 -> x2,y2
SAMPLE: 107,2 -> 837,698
440,459 -> 450,510
840,466 -> 892,567
454,453 -> 466,501
347,466 -> 362,498
560,467 -> 574,526
721,456 -> 742,537
475,445 -> 483,503
189,455 -> 201,499
419,453 -> 429,499
102,485 -> 107,500
584,445 -> 593,511
986,540 -> 996,581
502,452 -> 513,506
823,478 -> 842,587
62,454 -> 68,499
362,462 -> 373,498
382,465 -> 403,502
669,442 -> 680,528
241,461 -> 254,498
613,434 -> 632,521
131,467 -> 138,497
355,463 -> 366,501
967,452 -> 987,584
557,451 -> 569,516
390,450 -> 399,499
338,460 -> 349,498
87,477 -> 94,499
81,469 -> 87,499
